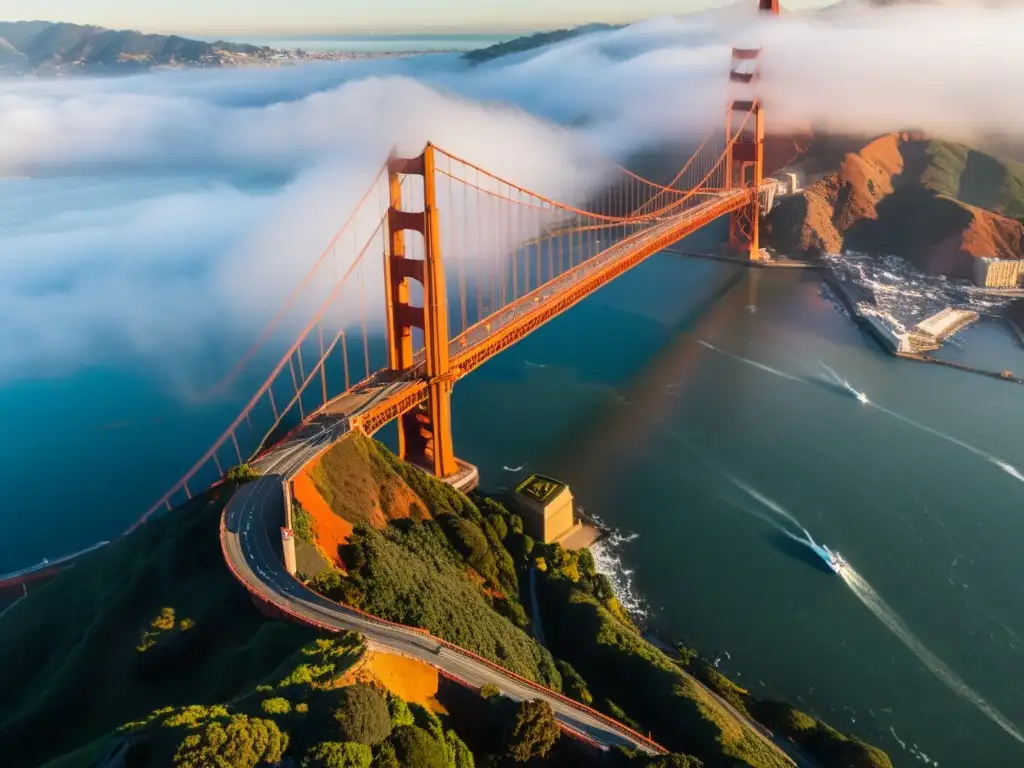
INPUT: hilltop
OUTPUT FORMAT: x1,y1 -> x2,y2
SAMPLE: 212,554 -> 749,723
764,133 -> 1024,276
463,23 -> 621,64
0,20 -> 432,76
0,21 -> 274,74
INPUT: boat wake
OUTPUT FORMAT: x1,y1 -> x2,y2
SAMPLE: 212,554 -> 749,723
867,400 -> 1024,484
502,464 -> 526,473
839,565 -> 1024,747
817,360 -> 869,404
697,340 -> 803,382
709,344 -> 1024,484
732,477 -> 1024,746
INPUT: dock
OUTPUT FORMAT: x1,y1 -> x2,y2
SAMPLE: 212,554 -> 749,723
823,271 -> 1023,385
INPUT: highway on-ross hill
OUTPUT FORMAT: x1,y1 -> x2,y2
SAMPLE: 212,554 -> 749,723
222,410 -> 665,753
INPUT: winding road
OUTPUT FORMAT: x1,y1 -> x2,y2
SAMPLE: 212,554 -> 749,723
223,410 -> 664,753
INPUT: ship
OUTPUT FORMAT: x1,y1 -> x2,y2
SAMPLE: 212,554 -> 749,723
819,545 -> 847,574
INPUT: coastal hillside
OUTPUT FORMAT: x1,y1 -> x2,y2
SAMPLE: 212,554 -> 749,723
0,434 -> 893,767
463,23 -> 620,64
0,21 -> 271,74
0,485 -> 316,767
764,133 -> 1024,276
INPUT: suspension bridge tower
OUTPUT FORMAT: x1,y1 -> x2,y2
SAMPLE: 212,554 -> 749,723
725,0 -> 778,260
383,144 -> 461,481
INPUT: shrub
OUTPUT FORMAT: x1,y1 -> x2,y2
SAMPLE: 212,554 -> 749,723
332,685 -> 392,745
172,714 -> 288,767
261,697 -> 292,715
480,684 -> 500,700
556,661 -> 593,706
294,505 -> 317,545
505,699 -> 560,763
386,694 -> 414,728
304,741 -> 373,768
388,725 -> 448,768
151,607 -> 176,631
225,464 -> 261,483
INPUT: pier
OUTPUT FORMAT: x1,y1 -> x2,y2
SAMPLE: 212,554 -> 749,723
823,271 -> 1023,385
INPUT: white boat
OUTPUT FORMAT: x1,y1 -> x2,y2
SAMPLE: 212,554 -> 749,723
819,545 -> 847,574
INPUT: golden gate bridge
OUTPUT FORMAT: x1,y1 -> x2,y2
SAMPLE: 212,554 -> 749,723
127,42 -> 781,529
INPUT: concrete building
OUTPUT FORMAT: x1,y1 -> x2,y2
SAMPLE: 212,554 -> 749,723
914,307 -> 979,340
514,474 -> 576,544
973,257 -> 1024,288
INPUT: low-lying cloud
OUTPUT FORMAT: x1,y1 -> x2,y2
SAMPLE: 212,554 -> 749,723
1,0 -> 1023,391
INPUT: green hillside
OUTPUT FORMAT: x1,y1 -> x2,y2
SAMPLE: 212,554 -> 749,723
913,139 -> 1024,221
0,485 -> 315,767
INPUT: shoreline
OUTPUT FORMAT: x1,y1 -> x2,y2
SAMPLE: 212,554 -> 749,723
822,270 -> 1024,386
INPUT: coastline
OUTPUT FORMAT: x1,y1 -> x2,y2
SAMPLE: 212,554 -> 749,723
822,269 -> 1024,385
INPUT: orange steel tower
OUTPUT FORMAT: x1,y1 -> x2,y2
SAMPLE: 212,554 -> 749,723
383,144 -> 458,479
725,0 -> 778,260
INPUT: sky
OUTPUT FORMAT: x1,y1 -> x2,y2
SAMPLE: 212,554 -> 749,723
0,0 -> 836,35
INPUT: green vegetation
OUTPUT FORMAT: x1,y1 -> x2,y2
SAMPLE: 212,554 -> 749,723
533,540 -> 789,768
294,502 -> 318,545
306,434 -> 557,687
7,431 -> 892,768
0,485 -> 315,767
750,701 -> 893,768
225,463 -> 261,483
505,699 -> 561,763
914,139 -> 1024,221
331,684 -> 392,745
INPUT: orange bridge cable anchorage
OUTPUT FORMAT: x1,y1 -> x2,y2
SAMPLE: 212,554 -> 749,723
201,164 -> 389,400
128,214 -> 388,533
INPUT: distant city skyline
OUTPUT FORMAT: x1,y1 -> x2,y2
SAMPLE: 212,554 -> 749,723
0,0 -> 837,36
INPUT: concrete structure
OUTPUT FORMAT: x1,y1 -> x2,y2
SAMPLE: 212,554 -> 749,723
915,307 -> 979,341
514,474 -> 577,544
280,527 -> 297,575
973,257 -> 1024,288
785,172 -> 799,194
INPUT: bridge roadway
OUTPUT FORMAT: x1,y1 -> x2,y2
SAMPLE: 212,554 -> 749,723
313,188 -> 755,432
224,418 -> 664,754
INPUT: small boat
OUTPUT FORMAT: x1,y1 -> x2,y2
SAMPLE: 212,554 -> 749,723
856,391 -> 868,404
819,545 -> 847,574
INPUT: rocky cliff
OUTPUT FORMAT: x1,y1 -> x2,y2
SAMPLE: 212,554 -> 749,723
764,133 -> 1024,278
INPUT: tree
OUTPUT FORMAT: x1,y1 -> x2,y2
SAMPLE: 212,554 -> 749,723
505,699 -> 560,763
556,661 -> 593,706
480,683 -> 500,699
261,697 -> 292,715
304,741 -> 373,768
648,755 -> 705,768
371,743 -> 401,768
172,714 -> 288,768
445,729 -> 476,768
332,685 -> 392,745
225,464 -> 261,483
386,693 -> 414,728
388,725 -> 448,768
